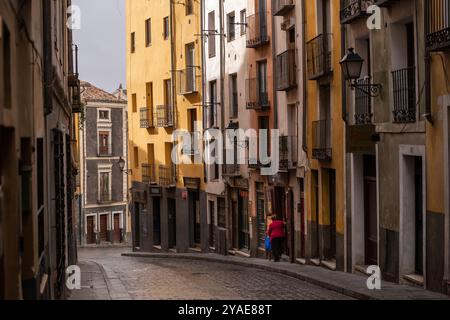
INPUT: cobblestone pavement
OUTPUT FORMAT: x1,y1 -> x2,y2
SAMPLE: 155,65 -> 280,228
71,247 -> 353,300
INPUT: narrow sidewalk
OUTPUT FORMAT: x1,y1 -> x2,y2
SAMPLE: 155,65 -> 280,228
68,260 -> 131,300
122,252 -> 450,300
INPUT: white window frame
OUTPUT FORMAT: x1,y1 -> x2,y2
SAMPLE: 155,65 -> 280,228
97,127 -> 112,156
98,108 -> 111,123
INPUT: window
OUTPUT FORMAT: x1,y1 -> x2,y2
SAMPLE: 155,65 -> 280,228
131,93 -> 137,113
186,0 -> 193,15
163,17 -> 169,40
209,81 -> 217,128
134,147 -> 139,169
99,171 -> 111,202
208,11 -> 216,57
130,32 -> 136,53
1,21 -> 11,109
145,19 -> 151,47
227,12 -> 236,42
98,109 -> 110,121
257,60 -> 268,105
240,10 -> 246,35
98,131 -> 110,156
230,74 -> 238,118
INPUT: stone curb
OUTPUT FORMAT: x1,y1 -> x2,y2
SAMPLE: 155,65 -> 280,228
121,252 -> 373,300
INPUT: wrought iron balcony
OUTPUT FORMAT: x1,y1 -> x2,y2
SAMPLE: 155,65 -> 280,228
140,107 -> 154,128
354,77 -> 373,125
178,66 -> 198,94
426,0 -> 450,51
279,135 -> 297,172
340,0 -> 373,24
392,67 -> 416,123
276,49 -> 297,91
142,163 -> 157,185
154,105 -> 174,128
159,165 -> 175,187
273,0 -> 295,16
246,78 -> 270,110
246,13 -> 270,48
306,33 -> 333,80
312,120 -> 332,161
223,164 -> 241,177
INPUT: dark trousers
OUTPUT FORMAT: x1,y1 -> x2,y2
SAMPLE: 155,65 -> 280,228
271,237 -> 284,261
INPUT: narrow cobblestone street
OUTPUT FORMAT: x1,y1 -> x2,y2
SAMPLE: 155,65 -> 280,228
69,248 -> 353,300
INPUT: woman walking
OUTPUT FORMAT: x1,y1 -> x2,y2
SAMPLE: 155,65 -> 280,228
267,215 -> 286,262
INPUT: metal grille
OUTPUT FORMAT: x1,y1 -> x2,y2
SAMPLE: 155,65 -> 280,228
392,67 -> 416,123
355,77 -> 373,125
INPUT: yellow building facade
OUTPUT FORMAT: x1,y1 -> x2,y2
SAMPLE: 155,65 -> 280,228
127,0 -> 206,253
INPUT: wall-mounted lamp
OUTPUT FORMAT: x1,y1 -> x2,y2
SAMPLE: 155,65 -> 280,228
340,48 -> 382,98
118,157 -> 131,175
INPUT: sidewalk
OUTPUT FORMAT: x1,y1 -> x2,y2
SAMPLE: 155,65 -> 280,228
122,252 -> 450,300
68,260 -> 131,300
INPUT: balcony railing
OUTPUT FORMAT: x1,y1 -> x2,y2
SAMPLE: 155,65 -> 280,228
392,67 -> 416,123
98,146 -> 111,157
276,49 -> 297,91
178,67 -> 198,94
426,0 -> 450,51
279,135 -> 297,172
354,77 -> 373,125
159,165 -> 175,187
340,0 -> 373,24
246,13 -> 270,48
223,164 -> 241,177
273,0 -> 295,16
246,78 -> 270,110
312,120 -> 332,161
154,105 -> 174,128
140,107 -> 153,128
307,33 -> 333,80
142,164 -> 157,184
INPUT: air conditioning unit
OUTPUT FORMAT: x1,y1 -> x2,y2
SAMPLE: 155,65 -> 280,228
281,16 -> 295,31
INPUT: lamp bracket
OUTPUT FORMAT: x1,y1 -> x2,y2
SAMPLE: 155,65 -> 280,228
350,81 -> 382,98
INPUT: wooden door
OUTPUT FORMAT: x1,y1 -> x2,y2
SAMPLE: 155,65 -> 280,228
113,215 -> 121,243
364,155 -> 378,265
100,215 -> 108,242
87,216 -> 95,244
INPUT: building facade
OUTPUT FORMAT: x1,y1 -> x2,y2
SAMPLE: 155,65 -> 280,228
79,82 -> 129,246
127,0 -> 206,254
0,0 -> 80,299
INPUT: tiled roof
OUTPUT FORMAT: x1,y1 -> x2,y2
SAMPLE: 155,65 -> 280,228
80,81 -> 127,104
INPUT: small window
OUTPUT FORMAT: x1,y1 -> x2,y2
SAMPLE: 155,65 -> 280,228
240,10 -> 246,35
134,147 -> 139,169
131,32 -> 136,53
163,17 -> 170,40
186,0 -> 193,15
99,131 -> 110,156
131,94 -> 137,113
99,110 -> 110,120
227,12 -> 236,42
145,18 -> 151,47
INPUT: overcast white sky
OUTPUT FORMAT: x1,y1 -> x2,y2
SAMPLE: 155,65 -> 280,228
73,0 -> 126,93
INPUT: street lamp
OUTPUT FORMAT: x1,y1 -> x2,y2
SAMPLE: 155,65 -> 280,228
340,48 -> 382,97
118,157 -> 131,174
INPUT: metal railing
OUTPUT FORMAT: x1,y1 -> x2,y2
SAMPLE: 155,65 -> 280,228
140,107 -> 153,128
306,33 -> 333,80
154,105 -> 174,128
279,135 -> 298,171
354,77 -> 373,125
312,120 -> 332,161
182,132 -> 201,156
246,78 -> 270,110
273,0 -> 295,16
340,0 -> 373,24
246,13 -> 269,48
159,165 -> 175,187
178,67 -> 198,94
276,49 -> 297,91
426,0 -> 450,51
392,67 -> 416,123
142,164 -> 157,184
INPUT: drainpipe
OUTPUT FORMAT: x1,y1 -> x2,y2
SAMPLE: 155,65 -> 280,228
341,23 -> 347,123
271,8 -> 278,130
170,0 -> 178,182
423,0 -> 432,124
201,0 -> 207,183
302,0 -> 307,153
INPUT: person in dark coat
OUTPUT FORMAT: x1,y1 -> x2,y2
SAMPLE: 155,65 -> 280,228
267,215 -> 286,262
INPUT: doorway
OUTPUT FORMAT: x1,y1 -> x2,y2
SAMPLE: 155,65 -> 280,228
328,169 -> 337,260
209,201 -> 215,248
364,155 -> 378,265
133,202 -> 141,248
99,214 -> 108,242
238,190 -> 250,250
311,170 -> 320,259
86,216 -> 96,244
256,183 -> 266,249
189,191 -> 201,247
153,197 -> 161,246
167,198 -> 177,249
113,214 -> 121,243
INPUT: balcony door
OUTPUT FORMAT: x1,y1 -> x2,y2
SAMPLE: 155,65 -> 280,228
258,0 -> 267,39
186,43 -> 195,92
257,61 -> 268,106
